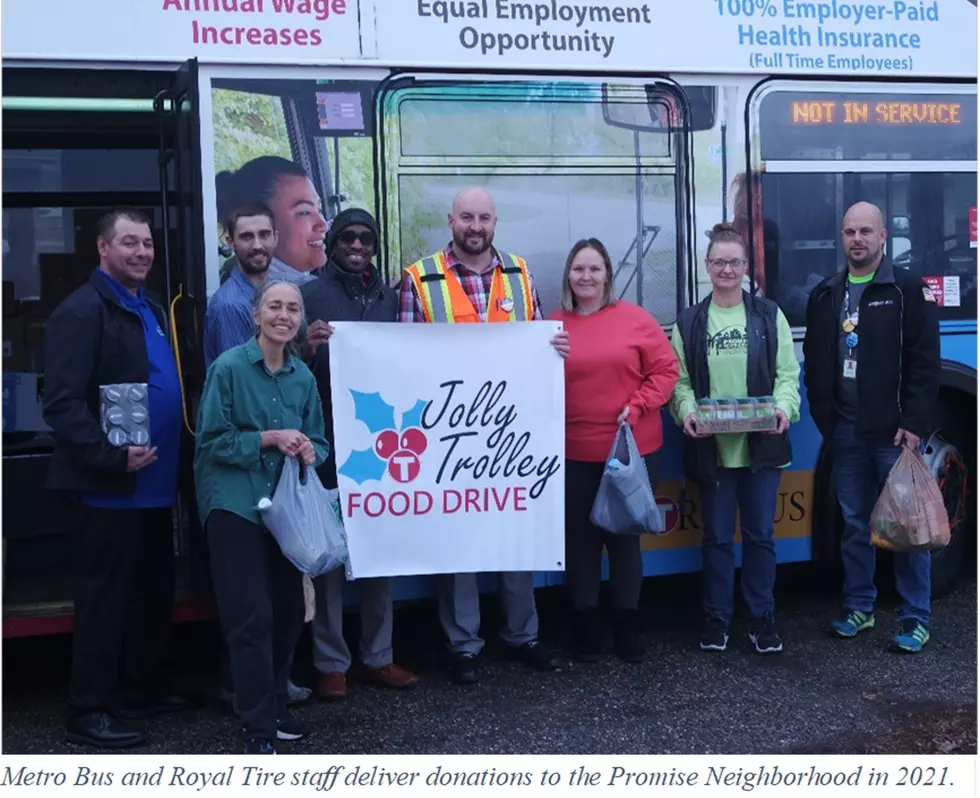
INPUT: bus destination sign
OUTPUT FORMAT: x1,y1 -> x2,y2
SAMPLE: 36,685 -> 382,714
791,98 -> 963,126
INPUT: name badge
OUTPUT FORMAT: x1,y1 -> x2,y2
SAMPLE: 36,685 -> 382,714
843,358 -> 857,379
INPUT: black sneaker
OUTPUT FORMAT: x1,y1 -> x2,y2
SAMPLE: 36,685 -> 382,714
276,714 -> 309,741
506,640 -> 561,671
700,617 -> 729,652
243,737 -> 276,754
748,612 -> 783,654
449,652 -> 479,685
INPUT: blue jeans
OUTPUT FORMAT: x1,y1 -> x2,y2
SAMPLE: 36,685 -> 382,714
833,420 -> 931,624
700,467 -> 782,625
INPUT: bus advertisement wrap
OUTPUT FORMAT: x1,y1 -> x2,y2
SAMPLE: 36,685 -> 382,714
395,0 -> 977,76
2,0 -> 977,76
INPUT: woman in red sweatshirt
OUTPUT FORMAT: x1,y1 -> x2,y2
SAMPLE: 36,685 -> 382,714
549,238 -> 679,663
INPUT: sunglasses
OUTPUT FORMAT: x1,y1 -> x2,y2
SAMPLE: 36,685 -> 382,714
336,229 -> 377,247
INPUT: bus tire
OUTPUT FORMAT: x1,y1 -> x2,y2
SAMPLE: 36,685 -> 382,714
923,396 -> 974,598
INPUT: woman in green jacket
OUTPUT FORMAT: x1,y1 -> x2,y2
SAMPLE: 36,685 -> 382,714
670,224 -> 801,657
195,279 -> 329,755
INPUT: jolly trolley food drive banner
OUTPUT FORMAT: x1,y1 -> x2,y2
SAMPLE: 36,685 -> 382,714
328,321 -> 565,580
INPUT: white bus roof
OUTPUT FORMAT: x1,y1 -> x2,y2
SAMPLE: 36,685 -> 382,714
2,0 -> 977,78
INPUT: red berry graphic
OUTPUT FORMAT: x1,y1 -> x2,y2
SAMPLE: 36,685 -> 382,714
375,429 -> 398,459
400,427 -> 427,456
388,450 -> 421,483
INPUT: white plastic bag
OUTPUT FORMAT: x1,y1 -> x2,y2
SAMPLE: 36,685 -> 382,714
259,456 -> 348,577
590,423 -> 664,536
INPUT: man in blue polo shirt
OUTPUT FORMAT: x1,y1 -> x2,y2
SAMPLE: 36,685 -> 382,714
43,209 -> 189,748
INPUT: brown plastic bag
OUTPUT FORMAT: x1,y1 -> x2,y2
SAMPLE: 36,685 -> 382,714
871,447 -> 950,553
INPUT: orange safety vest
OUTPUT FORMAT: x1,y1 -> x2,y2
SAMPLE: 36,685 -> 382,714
404,250 -> 534,324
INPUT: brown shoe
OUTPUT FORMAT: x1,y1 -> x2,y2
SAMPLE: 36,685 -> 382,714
316,672 -> 347,701
363,663 -> 420,689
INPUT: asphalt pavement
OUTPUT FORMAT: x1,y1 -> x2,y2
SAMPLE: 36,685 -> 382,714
3,564 -> 976,755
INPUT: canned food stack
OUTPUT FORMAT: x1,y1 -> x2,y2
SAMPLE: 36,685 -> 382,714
99,383 -> 151,447
695,396 -> 779,434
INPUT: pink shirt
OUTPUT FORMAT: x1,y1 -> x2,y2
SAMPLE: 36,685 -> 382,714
550,301 -> 679,462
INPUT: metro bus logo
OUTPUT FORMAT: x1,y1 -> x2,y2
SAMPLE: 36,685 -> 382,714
374,427 -> 428,483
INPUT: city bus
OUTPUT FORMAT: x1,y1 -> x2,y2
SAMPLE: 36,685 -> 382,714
2,0 -> 976,636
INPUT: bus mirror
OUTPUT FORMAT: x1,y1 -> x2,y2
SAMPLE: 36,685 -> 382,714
601,84 -> 717,133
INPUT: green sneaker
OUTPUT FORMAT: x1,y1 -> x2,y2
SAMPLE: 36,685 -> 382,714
889,618 -> 930,653
830,609 -> 875,638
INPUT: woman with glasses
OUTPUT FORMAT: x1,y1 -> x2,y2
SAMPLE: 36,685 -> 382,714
669,223 -> 800,656
550,238 -> 678,663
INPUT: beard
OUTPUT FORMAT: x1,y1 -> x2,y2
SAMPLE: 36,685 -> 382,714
453,228 -> 493,256
239,250 -> 271,274
847,246 -> 878,268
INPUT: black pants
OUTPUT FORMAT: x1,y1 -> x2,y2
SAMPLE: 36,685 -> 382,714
564,452 -> 661,611
69,505 -> 174,715
207,510 -> 304,741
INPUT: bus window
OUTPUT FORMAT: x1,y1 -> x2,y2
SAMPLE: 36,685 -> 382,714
378,79 -> 695,326
751,85 -> 978,327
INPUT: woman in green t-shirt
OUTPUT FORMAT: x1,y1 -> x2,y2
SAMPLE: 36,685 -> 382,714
670,223 -> 801,657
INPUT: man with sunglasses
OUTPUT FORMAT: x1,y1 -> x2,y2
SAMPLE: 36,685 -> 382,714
300,208 -> 421,701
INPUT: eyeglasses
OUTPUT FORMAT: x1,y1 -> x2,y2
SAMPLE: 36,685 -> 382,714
707,257 -> 746,271
337,230 -> 376,247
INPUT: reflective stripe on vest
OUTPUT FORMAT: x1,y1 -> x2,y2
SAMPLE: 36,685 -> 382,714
405,251 -> 533,324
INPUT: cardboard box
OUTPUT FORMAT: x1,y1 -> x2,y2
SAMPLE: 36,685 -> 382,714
694,397 -> 779,435
2,319 -> 26,372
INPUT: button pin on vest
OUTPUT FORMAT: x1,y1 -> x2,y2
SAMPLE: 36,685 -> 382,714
499,298 -> 514,313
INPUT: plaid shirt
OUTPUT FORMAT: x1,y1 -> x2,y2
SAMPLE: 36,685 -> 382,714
398,244 -> 544,323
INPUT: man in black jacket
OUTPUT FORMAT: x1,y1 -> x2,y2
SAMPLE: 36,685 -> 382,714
803,201 -> 940,653
300,208 -> 420,701
43,209 -> 190,748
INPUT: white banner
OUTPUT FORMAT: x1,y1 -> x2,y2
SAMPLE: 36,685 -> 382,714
328,321 -> 566,579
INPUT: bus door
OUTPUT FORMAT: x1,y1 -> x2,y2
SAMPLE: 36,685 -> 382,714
1,61 -> 207,634
373,75 -> 714,325
748,81 -> 977,591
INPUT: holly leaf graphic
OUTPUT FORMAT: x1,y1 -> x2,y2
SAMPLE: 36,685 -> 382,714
338,447 -> 387,484
400,399 -> 428,431
350,390 -> 396,434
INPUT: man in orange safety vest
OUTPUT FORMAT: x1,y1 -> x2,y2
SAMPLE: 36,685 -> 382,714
399,186 -> 569,685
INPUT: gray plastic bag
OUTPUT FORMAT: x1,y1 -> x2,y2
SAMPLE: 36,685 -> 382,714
590,423 -> 664,536
259,456 -> 348,577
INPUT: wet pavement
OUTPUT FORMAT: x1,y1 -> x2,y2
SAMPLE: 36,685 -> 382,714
3,565 -> 976,755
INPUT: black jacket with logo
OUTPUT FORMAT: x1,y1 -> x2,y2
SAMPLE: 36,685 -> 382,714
300,261 -> 399,488
42,271 -> 170,494
802,259 -> 940,441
